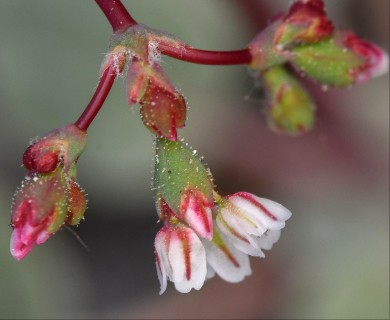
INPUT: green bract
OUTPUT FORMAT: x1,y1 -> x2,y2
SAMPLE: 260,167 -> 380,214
262,65 -> 315,135
154,138 -> 214,215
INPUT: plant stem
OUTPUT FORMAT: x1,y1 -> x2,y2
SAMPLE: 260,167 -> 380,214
77,0 -> 254,131
74,65 -> 116,131
160,46 -> 252,65
96,0 -> 253,65
95,0 -> 137,32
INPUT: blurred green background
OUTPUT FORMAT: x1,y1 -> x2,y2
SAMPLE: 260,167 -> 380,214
0,0 -> 388,318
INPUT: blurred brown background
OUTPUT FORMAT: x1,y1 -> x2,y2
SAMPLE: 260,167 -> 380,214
0,0 -> 388,318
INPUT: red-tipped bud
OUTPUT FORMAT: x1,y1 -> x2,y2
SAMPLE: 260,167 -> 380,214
23,144 -> 60,173
10,169 -> 68,260
180,188 -> 214,240
275,0 -> 333,47
140,77 -> 186,141
292,31 -> 389,86
22,124 -> 86,174
342,32 -> 389,83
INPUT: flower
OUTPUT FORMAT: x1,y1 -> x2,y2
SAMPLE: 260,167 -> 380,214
215,192 -> 292,258
155,223 -> 207,294
154,189 -> 291,293
10,124 -> 87,260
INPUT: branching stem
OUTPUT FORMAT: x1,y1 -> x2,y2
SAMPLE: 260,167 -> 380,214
76,0 -> 254,130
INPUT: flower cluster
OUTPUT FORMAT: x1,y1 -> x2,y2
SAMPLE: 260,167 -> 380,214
153,138 -> 291,293
9,0 -> 387,296
10,124 -> 87,260
248,0 -> 389,135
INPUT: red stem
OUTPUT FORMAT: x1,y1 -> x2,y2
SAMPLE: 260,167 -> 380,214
160,46 -> 252,65
95,0 -> 137,32
95,0 -> 253,65
74,65 -> 116,131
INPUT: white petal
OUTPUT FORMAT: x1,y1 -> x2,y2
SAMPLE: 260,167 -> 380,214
206,264 -> 216,279
230,194 -> 291,231
154,229 -> 169,294
203,233 -> 252,283
216,214 -> 265,257
168,228 -> 207,293
155,259 -> 167,295
256,229 -> 281,251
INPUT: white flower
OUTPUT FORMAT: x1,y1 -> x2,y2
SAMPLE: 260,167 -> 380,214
154,224 -> 207,294
154,191 -> 292,294
216,192 -> 292,257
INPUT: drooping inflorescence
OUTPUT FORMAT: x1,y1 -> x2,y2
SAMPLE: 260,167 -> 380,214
9,0 -> 388,294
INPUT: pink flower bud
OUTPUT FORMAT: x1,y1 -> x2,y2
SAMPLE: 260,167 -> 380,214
274,0 -> 333,47
23,144 -> 60,173
10,169 -> 68,260
341,31 -> 389,83
22,124 -> 87,174
180,188 -> 214,240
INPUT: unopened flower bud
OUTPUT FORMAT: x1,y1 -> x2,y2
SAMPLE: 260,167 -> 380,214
274,0 -> 333,47
261,65 -> 315,134
140,76 -> 186,141
249,0 -> 333,71
10,168 -> 68,260
22,124 -> 87,173
292,31 -> 389,86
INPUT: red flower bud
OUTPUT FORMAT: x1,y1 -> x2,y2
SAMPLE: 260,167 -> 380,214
23,144 -> 60,173
10,169 -> 68,260
274,0 -> 333,47
140,77 -> 187,141
342,31 -> 389,83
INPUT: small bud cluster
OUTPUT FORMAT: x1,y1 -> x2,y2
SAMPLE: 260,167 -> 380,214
248,0 -> 388,135
10,124 -> 87,260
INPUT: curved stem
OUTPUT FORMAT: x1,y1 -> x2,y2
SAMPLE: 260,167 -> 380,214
160,45 -> 252,65
74,65 -> 116,131
95,0 -> 137,32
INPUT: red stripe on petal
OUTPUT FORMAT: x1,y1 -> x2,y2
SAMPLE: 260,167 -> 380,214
233,192 -> 278,221
218,242 -> 240,268
177,228 -> 192,280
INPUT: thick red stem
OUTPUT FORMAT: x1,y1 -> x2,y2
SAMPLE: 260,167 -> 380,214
74,65 -> 116,131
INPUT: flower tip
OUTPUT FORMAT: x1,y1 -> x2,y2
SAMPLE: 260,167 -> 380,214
361,47 -> 389,81
10,229 -> 33,261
